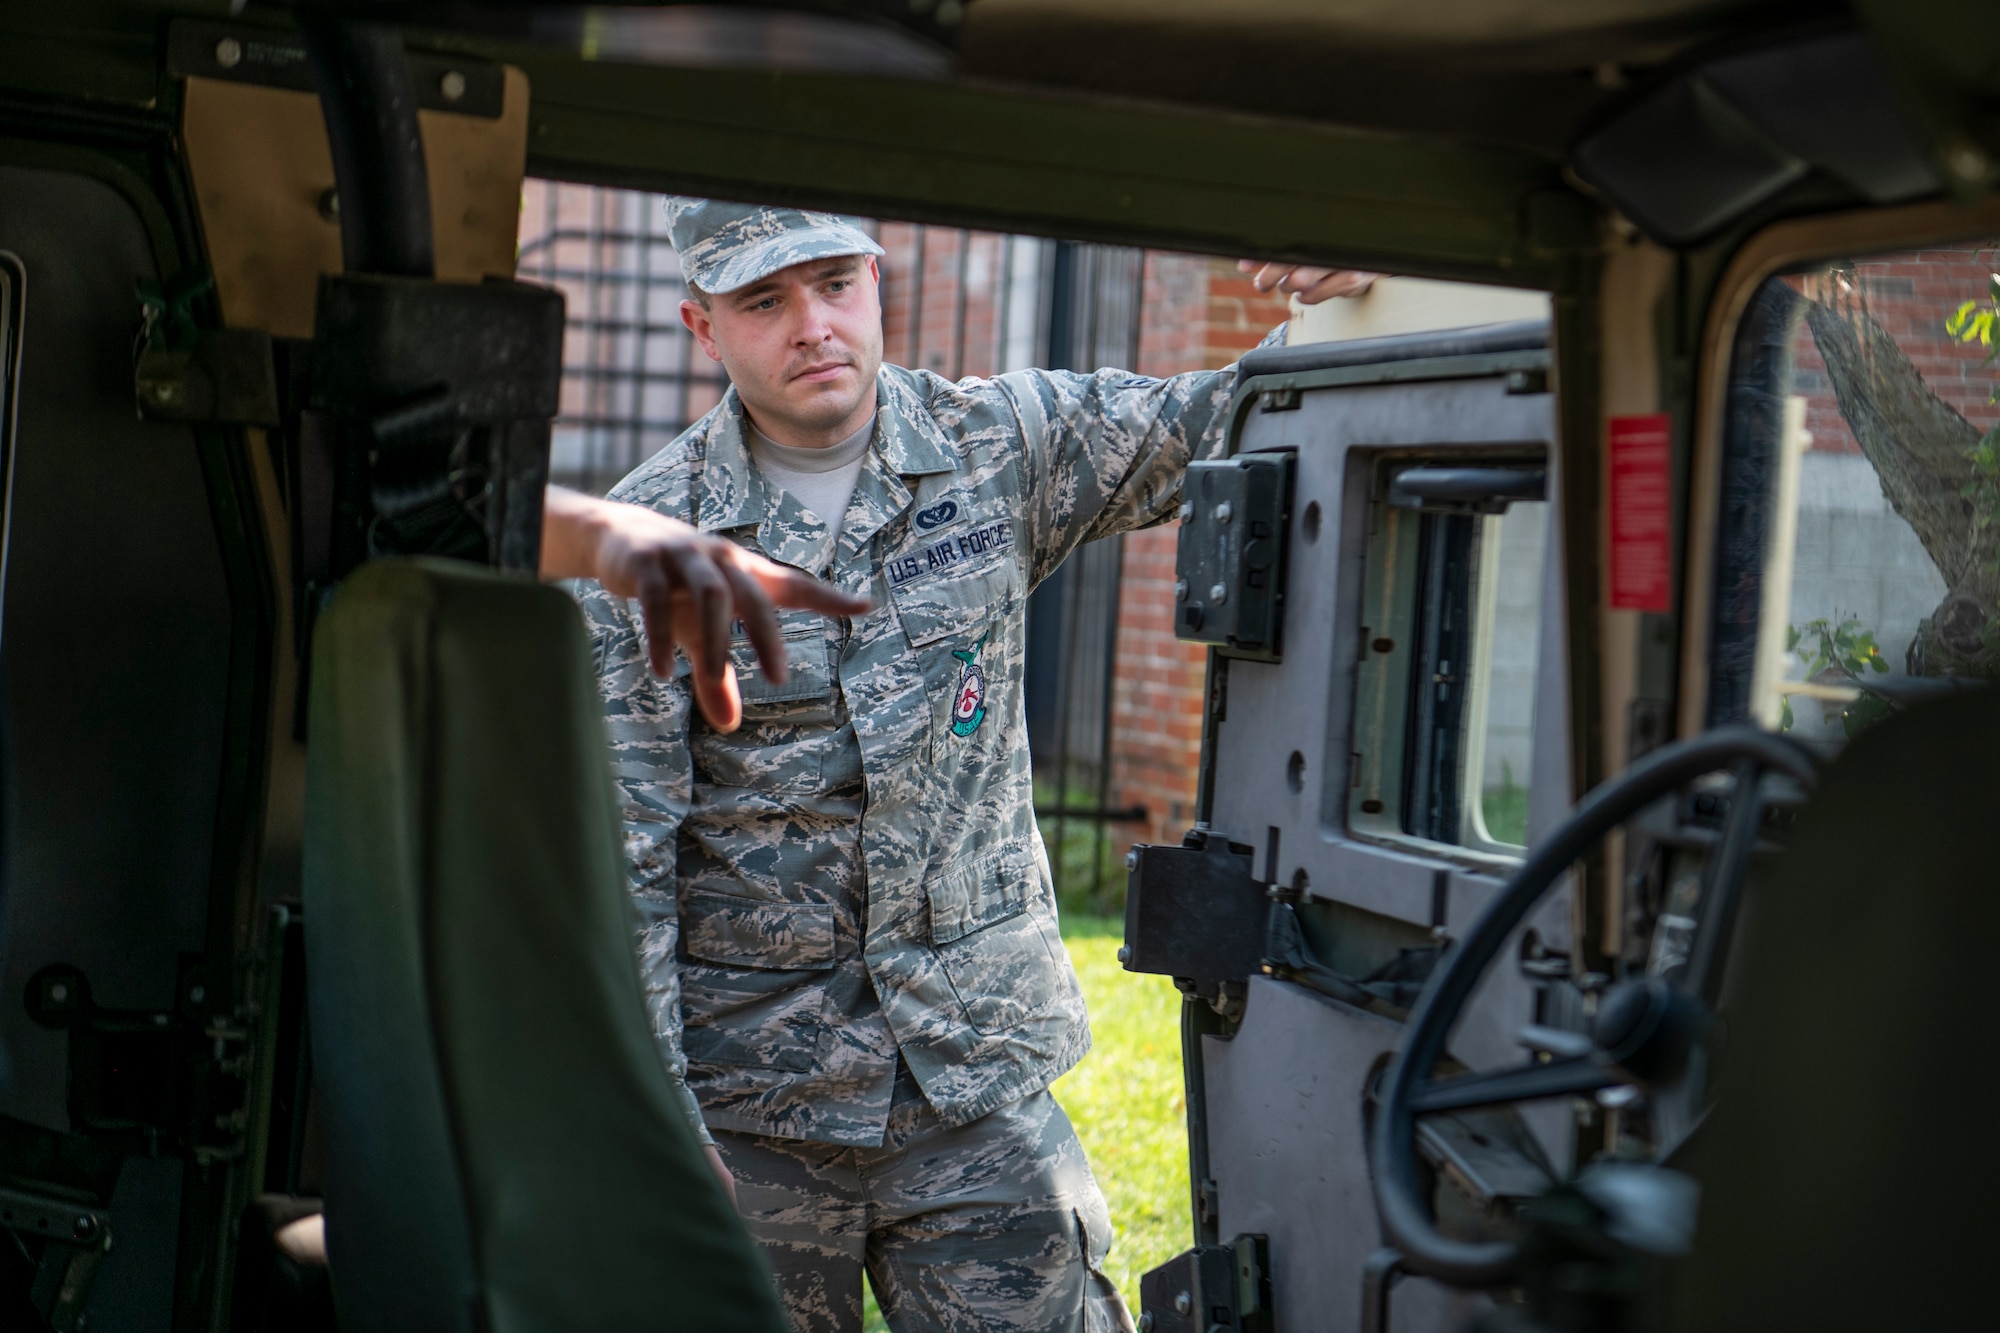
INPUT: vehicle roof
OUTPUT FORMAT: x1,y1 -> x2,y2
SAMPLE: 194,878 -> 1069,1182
0,1 -> 1991,285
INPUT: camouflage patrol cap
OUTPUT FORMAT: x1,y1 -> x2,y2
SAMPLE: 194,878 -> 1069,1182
665,196 -> 885,296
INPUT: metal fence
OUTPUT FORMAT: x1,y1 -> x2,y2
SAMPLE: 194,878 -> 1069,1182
518,183 -> 728,495
518,182 -> 1148,904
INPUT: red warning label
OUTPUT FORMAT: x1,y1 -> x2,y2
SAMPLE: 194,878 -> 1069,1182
1608,414 -> 1672,612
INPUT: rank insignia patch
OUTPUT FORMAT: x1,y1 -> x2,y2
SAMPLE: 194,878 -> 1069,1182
950,635 -> 988,737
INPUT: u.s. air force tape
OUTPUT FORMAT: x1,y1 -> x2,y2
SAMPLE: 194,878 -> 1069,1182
885,520 -> 1013,588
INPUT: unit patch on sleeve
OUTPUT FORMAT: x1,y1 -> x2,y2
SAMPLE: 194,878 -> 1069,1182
950,634 -> 989,736
885,520 -> 1014,588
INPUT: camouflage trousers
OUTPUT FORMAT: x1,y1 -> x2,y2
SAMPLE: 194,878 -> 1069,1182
710,1069 -> 1135,1333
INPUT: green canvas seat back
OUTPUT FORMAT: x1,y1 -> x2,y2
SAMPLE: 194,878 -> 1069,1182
302,558 -> 786,1332
1674,689 -> 2000,1331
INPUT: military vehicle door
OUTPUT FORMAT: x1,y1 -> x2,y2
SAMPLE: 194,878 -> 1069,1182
1123,314 -> 1569,1333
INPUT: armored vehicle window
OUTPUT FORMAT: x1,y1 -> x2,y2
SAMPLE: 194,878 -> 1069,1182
1350,456 -> 1549,853
1709,244 -> 2000,745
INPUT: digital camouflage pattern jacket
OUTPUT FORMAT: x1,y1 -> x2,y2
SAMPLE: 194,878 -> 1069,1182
580,356 -> 1252,1147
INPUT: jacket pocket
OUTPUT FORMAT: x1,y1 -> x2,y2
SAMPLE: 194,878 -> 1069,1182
888,548 -> 1022,649
927,848 -> 1029,944
927,848 -> 1059,1035
680,889 -> 837,970
729,611 -> 837,720
691,613 -> 838,795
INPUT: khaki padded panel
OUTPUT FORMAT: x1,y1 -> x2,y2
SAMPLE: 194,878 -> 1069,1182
182,67 -> 527,338
303,559 -> 786,1332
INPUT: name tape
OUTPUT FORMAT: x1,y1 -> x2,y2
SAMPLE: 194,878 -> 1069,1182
886,521 -> 1013,587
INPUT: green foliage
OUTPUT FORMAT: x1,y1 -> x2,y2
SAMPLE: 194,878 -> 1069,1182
1787,616 -> 1893,737
865,917 -> 1186,1331
1944,272 -> 2000,358
1946,273 -> 2000,582
1790,616 -> 1889,680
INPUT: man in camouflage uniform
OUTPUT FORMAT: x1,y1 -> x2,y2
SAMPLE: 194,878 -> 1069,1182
580,199 -> 1317,1333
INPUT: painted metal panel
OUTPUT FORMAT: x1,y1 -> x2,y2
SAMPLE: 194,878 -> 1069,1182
1196,333 -> 1573,1332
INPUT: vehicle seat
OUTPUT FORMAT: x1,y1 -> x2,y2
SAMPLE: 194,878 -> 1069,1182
1673,688 -> 2000,1331
301,558 -> 787,1332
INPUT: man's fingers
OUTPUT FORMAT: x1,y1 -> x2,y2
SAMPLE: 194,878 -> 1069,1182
1246,261 -> 1287,294
688,657 -> 744,734
1297,270 -> 1381,303
748,562 -> 872,618
1240,261 -> 1383,304
1276,264 -> 1337,295
677,557 -> 731,684
633,572 -> 683,680
722,561 -> 789,685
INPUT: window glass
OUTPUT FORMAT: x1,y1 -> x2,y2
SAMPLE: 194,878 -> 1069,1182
1350,456 -> 1548,855
1712,243 -> 2000,745
1467,499 -> 1548,846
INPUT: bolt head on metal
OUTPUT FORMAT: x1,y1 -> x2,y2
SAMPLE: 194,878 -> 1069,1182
1116,945 -> 1132,964
1178,502 -> 1193,522
1175,1290 -> 1193,1315
1138,1314 -> 1156,1332
440,69 -> 468,102
1214,501 -> 1233,523
1125,849 -> 1140,870
1175,578 -> 1189,603
1209,583 -> 1228,604
214,37 -> 242,68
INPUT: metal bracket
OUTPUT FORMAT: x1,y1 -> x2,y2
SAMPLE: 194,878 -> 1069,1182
136,328 -> 280,426
0,1187 -> 107,1250
1262,903 -> 1441,1014
1122,830 -> 1266,1000
1,1182 -> 113,1333
166,18 -> 506,119
1138,1235 -> 1272,1333
23,962 -> 251,1164
1359,1248 -> 1407,1333
1174,451 -> 1294,660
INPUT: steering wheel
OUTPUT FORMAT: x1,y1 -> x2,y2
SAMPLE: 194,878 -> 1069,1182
1369,725 -> 1820,1288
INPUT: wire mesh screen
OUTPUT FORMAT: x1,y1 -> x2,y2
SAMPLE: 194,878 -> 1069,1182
1026,244 -> 1148,907
518,182 -> 728,495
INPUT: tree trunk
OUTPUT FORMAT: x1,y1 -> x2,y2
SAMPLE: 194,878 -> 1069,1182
1802,293 -> 1997,676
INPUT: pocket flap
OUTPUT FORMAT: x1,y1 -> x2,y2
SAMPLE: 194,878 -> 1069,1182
889,546 -> 1021,648
681,890 -> 837,969
927,847 -> 1033,944
729,614 -> 835,706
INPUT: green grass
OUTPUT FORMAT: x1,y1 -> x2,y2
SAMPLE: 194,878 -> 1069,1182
1481,780 -> 1529,847
863,914 -> 1187,1329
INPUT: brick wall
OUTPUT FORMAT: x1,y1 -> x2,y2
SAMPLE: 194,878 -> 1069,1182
1787,244 -> 2000,453
1111,259 -> 1292,856
877,223 -> 1018,378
